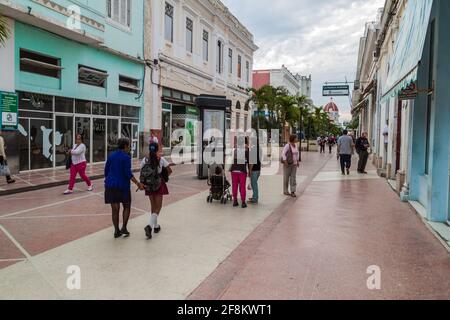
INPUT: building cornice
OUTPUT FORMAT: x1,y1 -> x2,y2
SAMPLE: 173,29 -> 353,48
159,53 -> 214,81
197,0 -> 259,52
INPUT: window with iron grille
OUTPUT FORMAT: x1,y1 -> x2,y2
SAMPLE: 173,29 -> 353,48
107,0 -> 131,27
216,40 -> 223,74
203,30 -> 209,62
237,55 -> 242,79
165,2 -> 174,42
246,61 -> 250,82
228,48 -> 233,74
186,18 -> 193,53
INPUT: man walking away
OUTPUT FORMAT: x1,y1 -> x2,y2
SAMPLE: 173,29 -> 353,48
356,132 -> 370,174
337,130 -> 354,175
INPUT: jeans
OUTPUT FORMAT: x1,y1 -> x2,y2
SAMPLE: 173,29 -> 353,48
250,171 -> 261,202
283,165 -> 297,194
231,172 -> 247,203
340,154 -> 352,173
68,161 -> 92,190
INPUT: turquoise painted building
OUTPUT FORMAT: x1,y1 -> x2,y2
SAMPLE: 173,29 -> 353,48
0,0 -> 145,171
380,0 -> 450,223
408,0 -> 450,223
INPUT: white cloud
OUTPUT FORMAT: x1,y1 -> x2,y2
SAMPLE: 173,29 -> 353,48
221,0 -> 384,116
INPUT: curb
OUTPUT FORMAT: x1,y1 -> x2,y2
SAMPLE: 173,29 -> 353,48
0,169 -> 141,197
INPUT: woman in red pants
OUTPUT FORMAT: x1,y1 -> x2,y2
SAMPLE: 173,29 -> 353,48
64,134 -> 93,195
230,136 -> 249,208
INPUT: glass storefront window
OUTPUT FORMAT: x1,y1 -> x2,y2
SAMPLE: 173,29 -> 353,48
107,119 -> 119,156
162,110 -> 171,148
121,105 -> 140,118
29,119 -> 54,170
18,118 -> 30,171
18,92 -> 53,112
75,100 -> 92,114
172,91 -> 182,100
92,102 -> 107,116
107,104 -> 121,117
162,88 -> 171,98
55,116 -> 74,167
75,117 -> 91,163
55,97 -> 74,113
93,118 -> 106,162
16,92 -> 142,171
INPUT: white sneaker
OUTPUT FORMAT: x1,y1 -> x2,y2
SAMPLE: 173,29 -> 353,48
87,184 -> 94,192
63,190 -> 73,195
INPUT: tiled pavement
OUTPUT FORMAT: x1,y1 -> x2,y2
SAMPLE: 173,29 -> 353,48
190,154 -> 450,300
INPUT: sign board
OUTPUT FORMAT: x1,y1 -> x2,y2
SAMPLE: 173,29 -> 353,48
323,85 -> 350,97
398,82 -> 418,101
0,92 -> 19,131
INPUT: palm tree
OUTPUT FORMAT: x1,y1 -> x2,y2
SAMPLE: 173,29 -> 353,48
277,95 -> 296,142
0,15 -> 10,46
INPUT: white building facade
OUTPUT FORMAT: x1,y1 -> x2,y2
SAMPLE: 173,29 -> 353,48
148,0 -> 258,151
252,65 -> 312,99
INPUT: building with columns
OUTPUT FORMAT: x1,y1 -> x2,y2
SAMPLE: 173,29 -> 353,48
148,0 -> 258,151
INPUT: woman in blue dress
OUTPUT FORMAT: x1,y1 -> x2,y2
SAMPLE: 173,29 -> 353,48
104,138 -> 144,238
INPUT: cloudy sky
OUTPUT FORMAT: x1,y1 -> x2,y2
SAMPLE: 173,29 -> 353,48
222,0 -> 384,122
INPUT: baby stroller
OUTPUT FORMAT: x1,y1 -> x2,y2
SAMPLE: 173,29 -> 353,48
207,164 -> 232,205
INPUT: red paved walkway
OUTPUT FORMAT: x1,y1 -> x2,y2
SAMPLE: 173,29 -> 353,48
190,155 -> 450,300
0,163 -> 206,270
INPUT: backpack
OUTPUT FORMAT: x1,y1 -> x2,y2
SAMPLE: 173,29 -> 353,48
286,145 -> 294,165
140,158 -> 161,192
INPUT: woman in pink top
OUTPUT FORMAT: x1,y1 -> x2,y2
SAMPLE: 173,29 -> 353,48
64,134 -> 93,195
282,134 -> 300,197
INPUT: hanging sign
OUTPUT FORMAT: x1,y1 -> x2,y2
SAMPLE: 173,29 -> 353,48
398,82 -> 418,100
323,85 -> 350,97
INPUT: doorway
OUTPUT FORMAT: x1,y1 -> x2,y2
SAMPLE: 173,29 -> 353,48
121,123 -> 139,159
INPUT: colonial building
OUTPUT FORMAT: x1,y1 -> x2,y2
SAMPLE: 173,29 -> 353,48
352,0 -> 450,229
252,65 -> 312,100
0,0 -> 147,173
148,0 -> 258,151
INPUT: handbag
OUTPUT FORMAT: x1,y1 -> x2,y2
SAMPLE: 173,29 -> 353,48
161,166 -> 170,183
0,161 -> 11,177
65,155 -> 72,170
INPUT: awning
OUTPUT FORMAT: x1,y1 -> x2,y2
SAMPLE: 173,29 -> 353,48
382,0 -> 434,101
352,99 -> 368,117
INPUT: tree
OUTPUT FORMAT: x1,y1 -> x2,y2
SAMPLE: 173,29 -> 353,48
0,15 -> 10,46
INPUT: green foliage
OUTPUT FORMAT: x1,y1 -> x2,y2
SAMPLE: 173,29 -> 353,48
0,15 -> 10,46
347,117 -> 360,130
249,85 -> 342,141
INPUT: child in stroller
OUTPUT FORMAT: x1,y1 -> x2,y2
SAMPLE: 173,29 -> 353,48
207,165 -> 232,204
